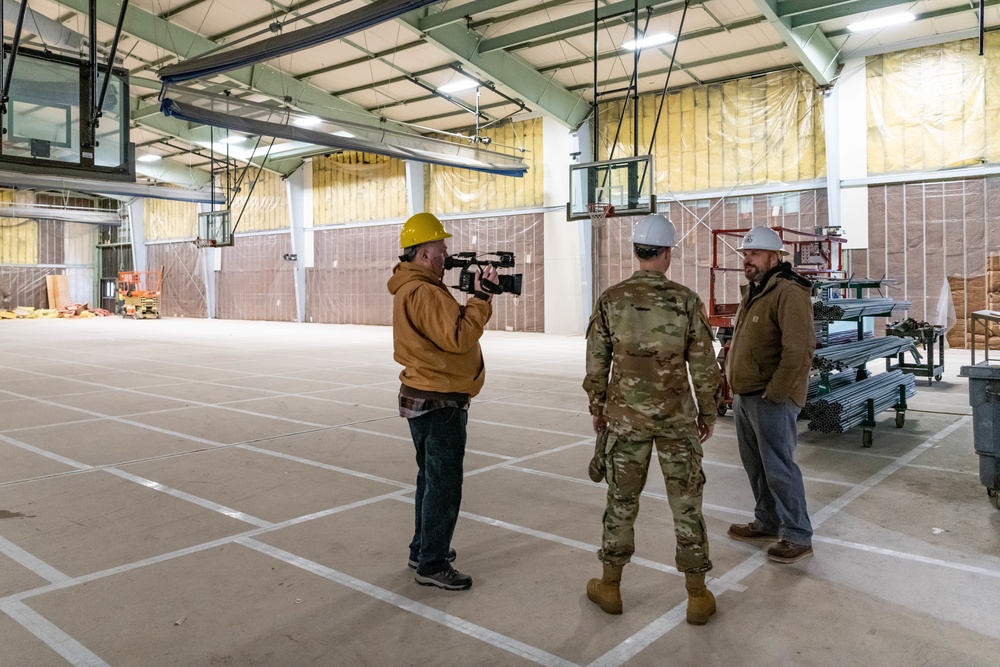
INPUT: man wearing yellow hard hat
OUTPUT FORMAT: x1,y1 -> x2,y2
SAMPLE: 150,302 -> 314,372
387,212 -> 497,591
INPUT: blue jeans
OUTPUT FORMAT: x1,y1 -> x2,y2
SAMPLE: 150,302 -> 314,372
733,393 -> 813,546
407,407 -> 467,575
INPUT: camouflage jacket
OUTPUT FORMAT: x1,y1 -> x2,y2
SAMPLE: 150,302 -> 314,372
584,270 -> 722,436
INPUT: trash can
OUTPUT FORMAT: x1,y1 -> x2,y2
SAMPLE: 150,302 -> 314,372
961,364 -> 1000,510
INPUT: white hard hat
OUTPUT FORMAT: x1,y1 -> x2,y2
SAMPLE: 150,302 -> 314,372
737,227 -> 788,256
631,213 -> 676,248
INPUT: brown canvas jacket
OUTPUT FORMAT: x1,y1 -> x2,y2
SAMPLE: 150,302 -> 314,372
387,262 -> 492,397
725,269 -> 815,407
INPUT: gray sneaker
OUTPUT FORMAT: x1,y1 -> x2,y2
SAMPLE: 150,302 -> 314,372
415,565 -> 472,591
408,547 -> 456,570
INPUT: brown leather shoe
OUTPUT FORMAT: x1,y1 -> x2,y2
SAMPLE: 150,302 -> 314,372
766,540 -> 813,563
727,522 -> 779,543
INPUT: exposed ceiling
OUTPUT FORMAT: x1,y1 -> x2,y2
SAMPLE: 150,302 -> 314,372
4,0 -> 999,189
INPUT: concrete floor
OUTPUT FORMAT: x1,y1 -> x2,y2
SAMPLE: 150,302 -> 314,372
1,318 -> 998,667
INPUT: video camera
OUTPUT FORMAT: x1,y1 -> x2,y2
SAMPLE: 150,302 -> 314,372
445,251 -> 523,296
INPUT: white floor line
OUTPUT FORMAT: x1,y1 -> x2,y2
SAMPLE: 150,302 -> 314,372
237,538 -> 581,667
1,489 -> 414,608
390,496 -> 749,593
103,468 -> 273,529
465,440 -> 591,478
0,535 -> 72,585
587,415 -> 973,667
0,600 -> 110,667
812,535 -> 1000,578
0,432 -> 93,470
237,444 -> 415,490
810,416 -> 972,527
702,458 -> 856,487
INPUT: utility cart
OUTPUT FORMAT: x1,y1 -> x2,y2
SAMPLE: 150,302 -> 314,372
117,271 -> 162,319
885,318 -> 945,386
959,310 -> 1000,510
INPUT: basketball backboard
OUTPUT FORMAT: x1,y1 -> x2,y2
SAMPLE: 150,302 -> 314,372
567,155 -> 656,220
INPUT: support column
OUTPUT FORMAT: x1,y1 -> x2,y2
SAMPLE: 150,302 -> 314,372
543,116 -> 589,335
285,160 -> 312,323
828,58 -> 869,249
128,199 -> 147,272
405,161 -> 425,216
199,202 -> 218,319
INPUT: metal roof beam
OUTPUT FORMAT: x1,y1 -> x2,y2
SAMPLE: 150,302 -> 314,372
785,0 -> 914,28
753,0 -> 838,85
386,4 -> 590,128
478,0 -> 699,53
57,0 -> 414,136
417,0 -> 513,32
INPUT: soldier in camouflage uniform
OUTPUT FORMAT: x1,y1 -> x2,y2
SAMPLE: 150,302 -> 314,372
583,213 -> 722,624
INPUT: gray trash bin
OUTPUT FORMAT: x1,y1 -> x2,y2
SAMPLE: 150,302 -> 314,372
960,363 -> 1000,510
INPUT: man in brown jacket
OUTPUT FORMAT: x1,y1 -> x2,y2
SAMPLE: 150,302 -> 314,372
725,227 -> 815,563
387,212 -> 497,591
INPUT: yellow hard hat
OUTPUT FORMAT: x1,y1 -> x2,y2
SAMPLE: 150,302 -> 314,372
400,212 -> 452,248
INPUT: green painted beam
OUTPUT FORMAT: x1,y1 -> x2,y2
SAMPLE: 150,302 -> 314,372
564,43 -> 787,92
418,0 -> 513,32
64,0 -> 414,135
390,6 -> 590,128
786,0 -> 913,28
753,0 -> 839,85
478,0 -> 700,53
775,0 -> 857,16
823,1 -> 1000,38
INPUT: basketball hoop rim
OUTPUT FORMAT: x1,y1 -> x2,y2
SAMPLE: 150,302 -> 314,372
587,202 -> 615,220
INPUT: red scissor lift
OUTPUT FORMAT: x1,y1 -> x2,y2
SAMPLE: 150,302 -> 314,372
709,226 -> 847,416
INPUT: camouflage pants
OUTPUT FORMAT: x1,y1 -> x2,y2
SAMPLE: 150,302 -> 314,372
598,430 -> 712,573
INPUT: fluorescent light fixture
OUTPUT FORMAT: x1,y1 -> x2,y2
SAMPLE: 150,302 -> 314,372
136,154 -> 162,162
623,32 -> 676,50
292,115 -> 323,128
847,12 -> 915,32
331,130 -> 355,138
438,77 -> 477,94
219,135 -> 247,144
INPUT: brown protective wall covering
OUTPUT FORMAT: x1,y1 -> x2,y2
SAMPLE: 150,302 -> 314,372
307,213 -> 544,332
0,266 -> 61,309
849,176 -> 1000,348
216,234 -> 296,322
147,242 -> 207,318
595,190 -> 828,309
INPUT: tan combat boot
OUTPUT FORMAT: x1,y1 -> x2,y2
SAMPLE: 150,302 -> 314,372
586,562 -> 624,614
684,572 -> 716,625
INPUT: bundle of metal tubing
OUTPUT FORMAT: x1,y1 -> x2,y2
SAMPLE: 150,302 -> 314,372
818,329 -> 875,347
806,370 -> 916,433
812,336 -> 919,372
807,371 -> 857,400
813,298 -> 912,321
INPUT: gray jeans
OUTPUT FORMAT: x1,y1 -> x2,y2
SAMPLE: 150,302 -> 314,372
733,393 -> 813,545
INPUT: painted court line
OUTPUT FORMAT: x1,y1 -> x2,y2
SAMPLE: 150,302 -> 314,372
238,538 -> 580,667
0,600 -> 110,667
0,536 -> 71,585
586,415 -> 973,667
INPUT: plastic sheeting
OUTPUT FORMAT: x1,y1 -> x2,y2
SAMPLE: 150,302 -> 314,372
216,233 -> 296,322
596,70 -> 825,193
147,242 -> 208,318
846,177 -> 1000,349
160,88 -> 528,177
157,0 -> 440,84
307,213 -> 544,332
867,35 -> 1000,174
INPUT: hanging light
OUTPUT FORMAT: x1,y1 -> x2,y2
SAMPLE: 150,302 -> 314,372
847,12 -> 915,32
623,32 -> 676,50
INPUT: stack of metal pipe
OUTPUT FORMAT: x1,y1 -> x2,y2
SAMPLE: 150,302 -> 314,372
807,371 -> 857,400
812,337 -> 920,372
818,329 -> 875,347
813,298 -> 912,321
806,370 -> 917,433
